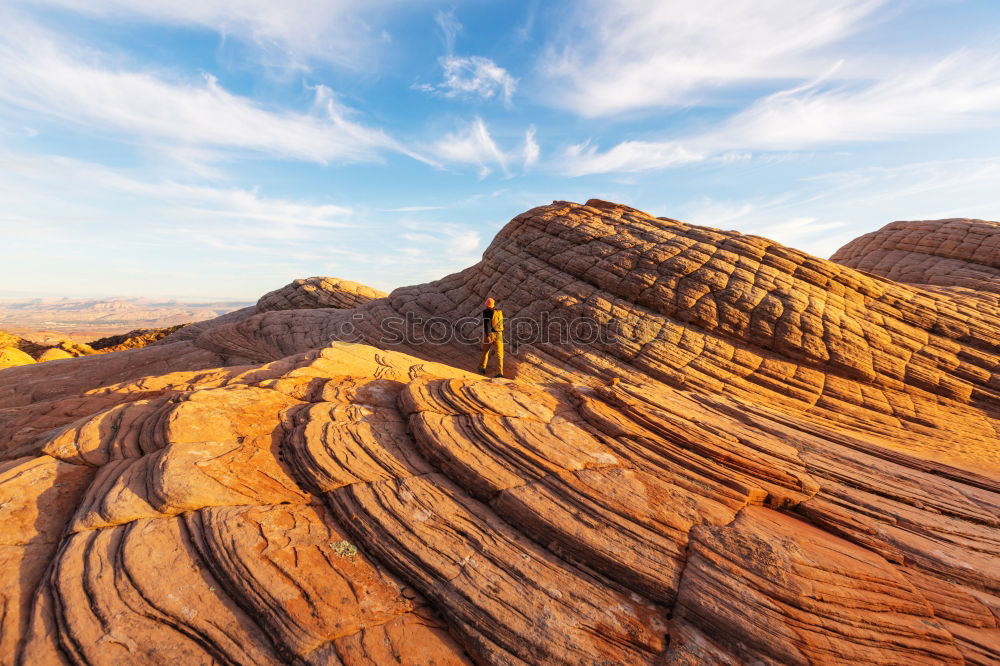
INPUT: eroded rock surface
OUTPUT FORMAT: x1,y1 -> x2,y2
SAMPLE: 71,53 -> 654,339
831,218 -> 1000,294
257,276 -> 388,312
0,200 -> 997,665
88,324 -> 189,352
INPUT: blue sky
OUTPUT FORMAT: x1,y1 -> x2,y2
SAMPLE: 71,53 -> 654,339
2,0 -> 999,299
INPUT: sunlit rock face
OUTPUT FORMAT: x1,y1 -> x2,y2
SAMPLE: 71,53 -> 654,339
0,346 -> 35,368
831,217 -> 1000,294
1,200 -> 997,665
256,276 -> 389,312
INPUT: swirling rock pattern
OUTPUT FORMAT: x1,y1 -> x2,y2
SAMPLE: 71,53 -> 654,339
0,200 -> 997,665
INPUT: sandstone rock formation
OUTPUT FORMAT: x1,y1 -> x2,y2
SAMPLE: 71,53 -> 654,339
35,347 -> 74,362
0,346 -> 35,368
88,324 -> 189,353
0,331 -> 25,349
0,200 -> 997,665
49,341 -> 96,358
831,218 -> 1000,294
256,276 -> 388,312
0,330 -> 96,363
155,276 -> 387,348
0,331 -> 47,360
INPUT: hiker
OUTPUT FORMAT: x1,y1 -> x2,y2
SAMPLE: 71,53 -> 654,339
478,297 -> 504,378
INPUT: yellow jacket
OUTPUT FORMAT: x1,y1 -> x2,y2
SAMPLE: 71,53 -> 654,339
484,308 -> 504,333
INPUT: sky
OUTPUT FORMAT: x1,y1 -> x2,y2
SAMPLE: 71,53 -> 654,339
1,0 -> 999,299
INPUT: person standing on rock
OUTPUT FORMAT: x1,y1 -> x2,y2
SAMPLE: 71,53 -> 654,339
478,297 -> 504,378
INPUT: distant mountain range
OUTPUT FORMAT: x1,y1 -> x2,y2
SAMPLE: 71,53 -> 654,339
0,296 -> 252,341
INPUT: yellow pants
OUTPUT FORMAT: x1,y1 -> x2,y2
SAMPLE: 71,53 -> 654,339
479,333 -> 503,374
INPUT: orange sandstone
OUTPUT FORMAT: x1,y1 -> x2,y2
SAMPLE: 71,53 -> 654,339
0,200 -> 996,665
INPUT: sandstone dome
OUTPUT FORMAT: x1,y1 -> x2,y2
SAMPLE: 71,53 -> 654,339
36,347 -> 75,362
0,200 -> 997,665
0,346 -> 35,368
831,217 -> 1000,294
256,276 -> 389,312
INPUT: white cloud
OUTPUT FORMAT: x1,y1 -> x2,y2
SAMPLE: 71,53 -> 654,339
0,145 -> 497,298
429,55 -> 518,106
417,9 -> 517,106
675,157 -> 1000,258
541,0 -> 886,117
713,53 -> 1000,150
0,150 -> 356,245
0,148 -> 376,296
449,230 -> 482,255
0,18 -> 425,167
12,0 -> 424,70
523,126 -> 540,170
434,9 -> 463,54
430,117 -> 508,178
167,186 -> 354,232
379,220 -> 484,287
563,139 -> 704,176
805,158 -> 1000,218
688,206 -> 849,246
563,51 -> 1000,175
382,205 -> 450,213
427,119 -> 543,178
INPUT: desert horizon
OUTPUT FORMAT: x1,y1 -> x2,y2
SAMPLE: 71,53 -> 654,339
0,210 -> 904,342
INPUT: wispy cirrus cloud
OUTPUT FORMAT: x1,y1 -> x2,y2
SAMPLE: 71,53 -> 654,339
563,140 -> 704,175
430,117 -> 508,178
523,125 -> 540,170
416,9 -> 518,106
0,150 -> 356,241
428,118 -> 541,178
563,51 -> 1000,175
676,156 -> 1000,258
541,0 -> 886,117
710,53 -> 1000,150
394,220 -> 484,284
434,8 -> 464,54
0,16 -> 428,167
0,147 -> 499,296
0,148 -> 368,295
9,0 -> 426,70
418,55 -> 518,106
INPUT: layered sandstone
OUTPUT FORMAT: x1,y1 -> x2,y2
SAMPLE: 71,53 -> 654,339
256,276 -> 388,312
0,200 -> 997,665
831,218 -> 1000,294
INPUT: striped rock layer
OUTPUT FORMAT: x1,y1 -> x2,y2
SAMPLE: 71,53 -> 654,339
831,217 -> 1000,294
0,200 -> 997,665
